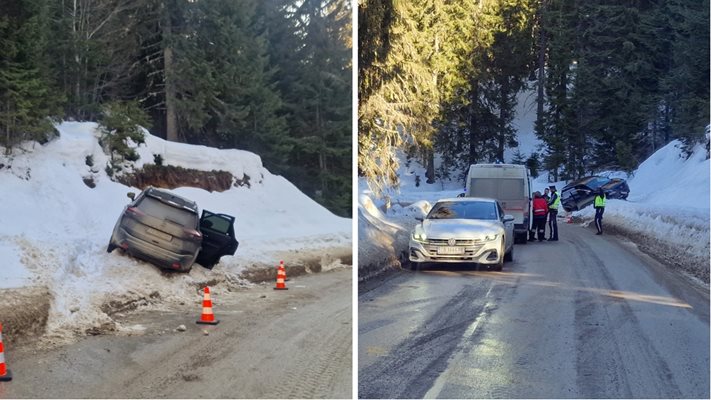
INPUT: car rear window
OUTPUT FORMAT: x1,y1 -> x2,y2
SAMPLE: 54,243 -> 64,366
587,177 -> 610,189
137,196 -> 198,227
469,178 -> 524,200
427,201 -> 498,220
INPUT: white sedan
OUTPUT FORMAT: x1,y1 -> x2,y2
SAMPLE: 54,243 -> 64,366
409,197 -> 515,270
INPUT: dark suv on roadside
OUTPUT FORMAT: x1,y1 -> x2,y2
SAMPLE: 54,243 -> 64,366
107,187 -> 239,272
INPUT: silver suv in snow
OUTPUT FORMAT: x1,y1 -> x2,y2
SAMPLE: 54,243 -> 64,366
107,187 -> 239,272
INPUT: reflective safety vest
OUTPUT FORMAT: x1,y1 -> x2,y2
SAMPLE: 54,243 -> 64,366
595,195 -> 606,208
549,192 -> 561,210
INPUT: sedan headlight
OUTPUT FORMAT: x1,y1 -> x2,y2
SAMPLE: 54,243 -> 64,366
411,228 -> 427,243
483,233 -> 498,242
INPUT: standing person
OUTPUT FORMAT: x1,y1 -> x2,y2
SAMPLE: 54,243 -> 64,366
547,185 -> 560,241
543,188 -> 552,239
594,188 -> 606,235
532,191 -> 549,241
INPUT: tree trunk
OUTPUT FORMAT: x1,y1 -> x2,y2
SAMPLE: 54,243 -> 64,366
498,78 -> 509,162
163,1 -> 178,142
425,149 -> 435,184
536,2 -> 546,132
468,80 -> 479,166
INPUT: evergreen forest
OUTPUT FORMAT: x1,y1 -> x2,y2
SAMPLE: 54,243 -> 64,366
0,0 -> 352,217
359,0 -> 709,193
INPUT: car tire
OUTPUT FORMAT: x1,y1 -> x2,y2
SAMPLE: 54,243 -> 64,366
504,245 -> 513,262
107,243 -> 116,253
494,244 -> 504,271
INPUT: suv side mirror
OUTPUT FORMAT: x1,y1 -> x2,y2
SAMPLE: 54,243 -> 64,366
127,192 -> 136,201
503,214 -> 515,222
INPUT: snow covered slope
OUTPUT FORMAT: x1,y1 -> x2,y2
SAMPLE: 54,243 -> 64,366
0,122 -> 350,339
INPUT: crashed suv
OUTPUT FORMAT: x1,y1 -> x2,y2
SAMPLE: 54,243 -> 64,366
107,187 -> 239,272
561,176 -> 630,212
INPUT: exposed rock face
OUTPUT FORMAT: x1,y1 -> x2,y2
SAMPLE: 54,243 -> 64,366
116,164 -> 250,192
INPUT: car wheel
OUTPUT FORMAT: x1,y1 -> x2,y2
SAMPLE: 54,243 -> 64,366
515,232 -> 527,244
107,243 -> 116,253
494,244 -> 504,271
504,244 -> 513,262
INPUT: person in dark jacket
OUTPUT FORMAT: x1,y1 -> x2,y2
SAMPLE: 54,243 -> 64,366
543,187 -> 552,238
594,188 -> 606,235
532,191 -> 549,241
547,185 -> 560,241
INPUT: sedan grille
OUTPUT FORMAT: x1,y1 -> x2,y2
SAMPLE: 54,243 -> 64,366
426,238 -> 482,246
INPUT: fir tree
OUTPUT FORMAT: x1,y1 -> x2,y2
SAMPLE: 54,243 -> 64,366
0,0 -> 59,149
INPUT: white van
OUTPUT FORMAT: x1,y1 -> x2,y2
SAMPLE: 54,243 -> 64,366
465,163 -> 532,244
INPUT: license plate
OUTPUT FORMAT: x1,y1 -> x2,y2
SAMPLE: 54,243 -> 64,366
146,227 -> 171,241
438,246 -> 464,255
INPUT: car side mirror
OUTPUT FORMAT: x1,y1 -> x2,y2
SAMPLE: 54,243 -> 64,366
415,217 -> 424,222
127,192 -> 136,201
503,215 -> 515,222
456,193 -> 465,198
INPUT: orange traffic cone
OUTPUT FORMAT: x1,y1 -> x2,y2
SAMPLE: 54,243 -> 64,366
279,260 -> 289,281
196,287 -> 220,325
0,323 -> 12,381
274,264 -> 288,290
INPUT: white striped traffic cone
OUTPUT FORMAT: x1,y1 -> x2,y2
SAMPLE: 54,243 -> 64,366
196,287 -> 220,325
274,264 -> 288,290
0,323 -> 12,381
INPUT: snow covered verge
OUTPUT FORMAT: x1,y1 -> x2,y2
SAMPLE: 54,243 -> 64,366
359,140 -> 709,285
0,122 -> 351,343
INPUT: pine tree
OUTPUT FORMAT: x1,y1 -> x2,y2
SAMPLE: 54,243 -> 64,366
0,0 -> 59,150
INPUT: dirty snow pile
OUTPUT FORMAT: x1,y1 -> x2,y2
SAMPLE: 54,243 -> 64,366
0,121 -> 351,338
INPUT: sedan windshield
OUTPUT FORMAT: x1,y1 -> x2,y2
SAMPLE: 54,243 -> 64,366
427,201 -> 498,220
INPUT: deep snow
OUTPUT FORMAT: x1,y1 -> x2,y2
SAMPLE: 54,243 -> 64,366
0,122 -> 351,339
359,138 -> 710,284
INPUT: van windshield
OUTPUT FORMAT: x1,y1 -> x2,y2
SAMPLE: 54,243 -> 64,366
469,178 -> 524,200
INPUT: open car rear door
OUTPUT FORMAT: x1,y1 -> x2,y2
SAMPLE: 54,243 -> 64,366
196,210 -> 239,269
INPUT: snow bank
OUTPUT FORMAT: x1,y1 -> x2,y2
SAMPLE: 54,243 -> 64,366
0,122 -> 350,339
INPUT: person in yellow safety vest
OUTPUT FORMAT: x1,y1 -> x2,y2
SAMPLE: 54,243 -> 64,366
594,188 -> 606,235
547,185 -> 560,241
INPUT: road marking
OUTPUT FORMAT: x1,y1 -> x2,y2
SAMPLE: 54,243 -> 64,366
366,346 -> 388,356
424,285 -> 495,399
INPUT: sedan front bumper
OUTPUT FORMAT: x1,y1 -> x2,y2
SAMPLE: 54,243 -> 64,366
409,238 -> 502,264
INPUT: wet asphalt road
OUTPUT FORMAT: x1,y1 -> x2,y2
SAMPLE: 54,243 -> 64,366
1,269 -> 352,399
358,223 -> 709,399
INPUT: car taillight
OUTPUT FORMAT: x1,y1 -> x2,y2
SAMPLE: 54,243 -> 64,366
120,242 -> 129,250
171,262 -> 181,270
184,228 -> 202,240
126,207 -> 145,217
